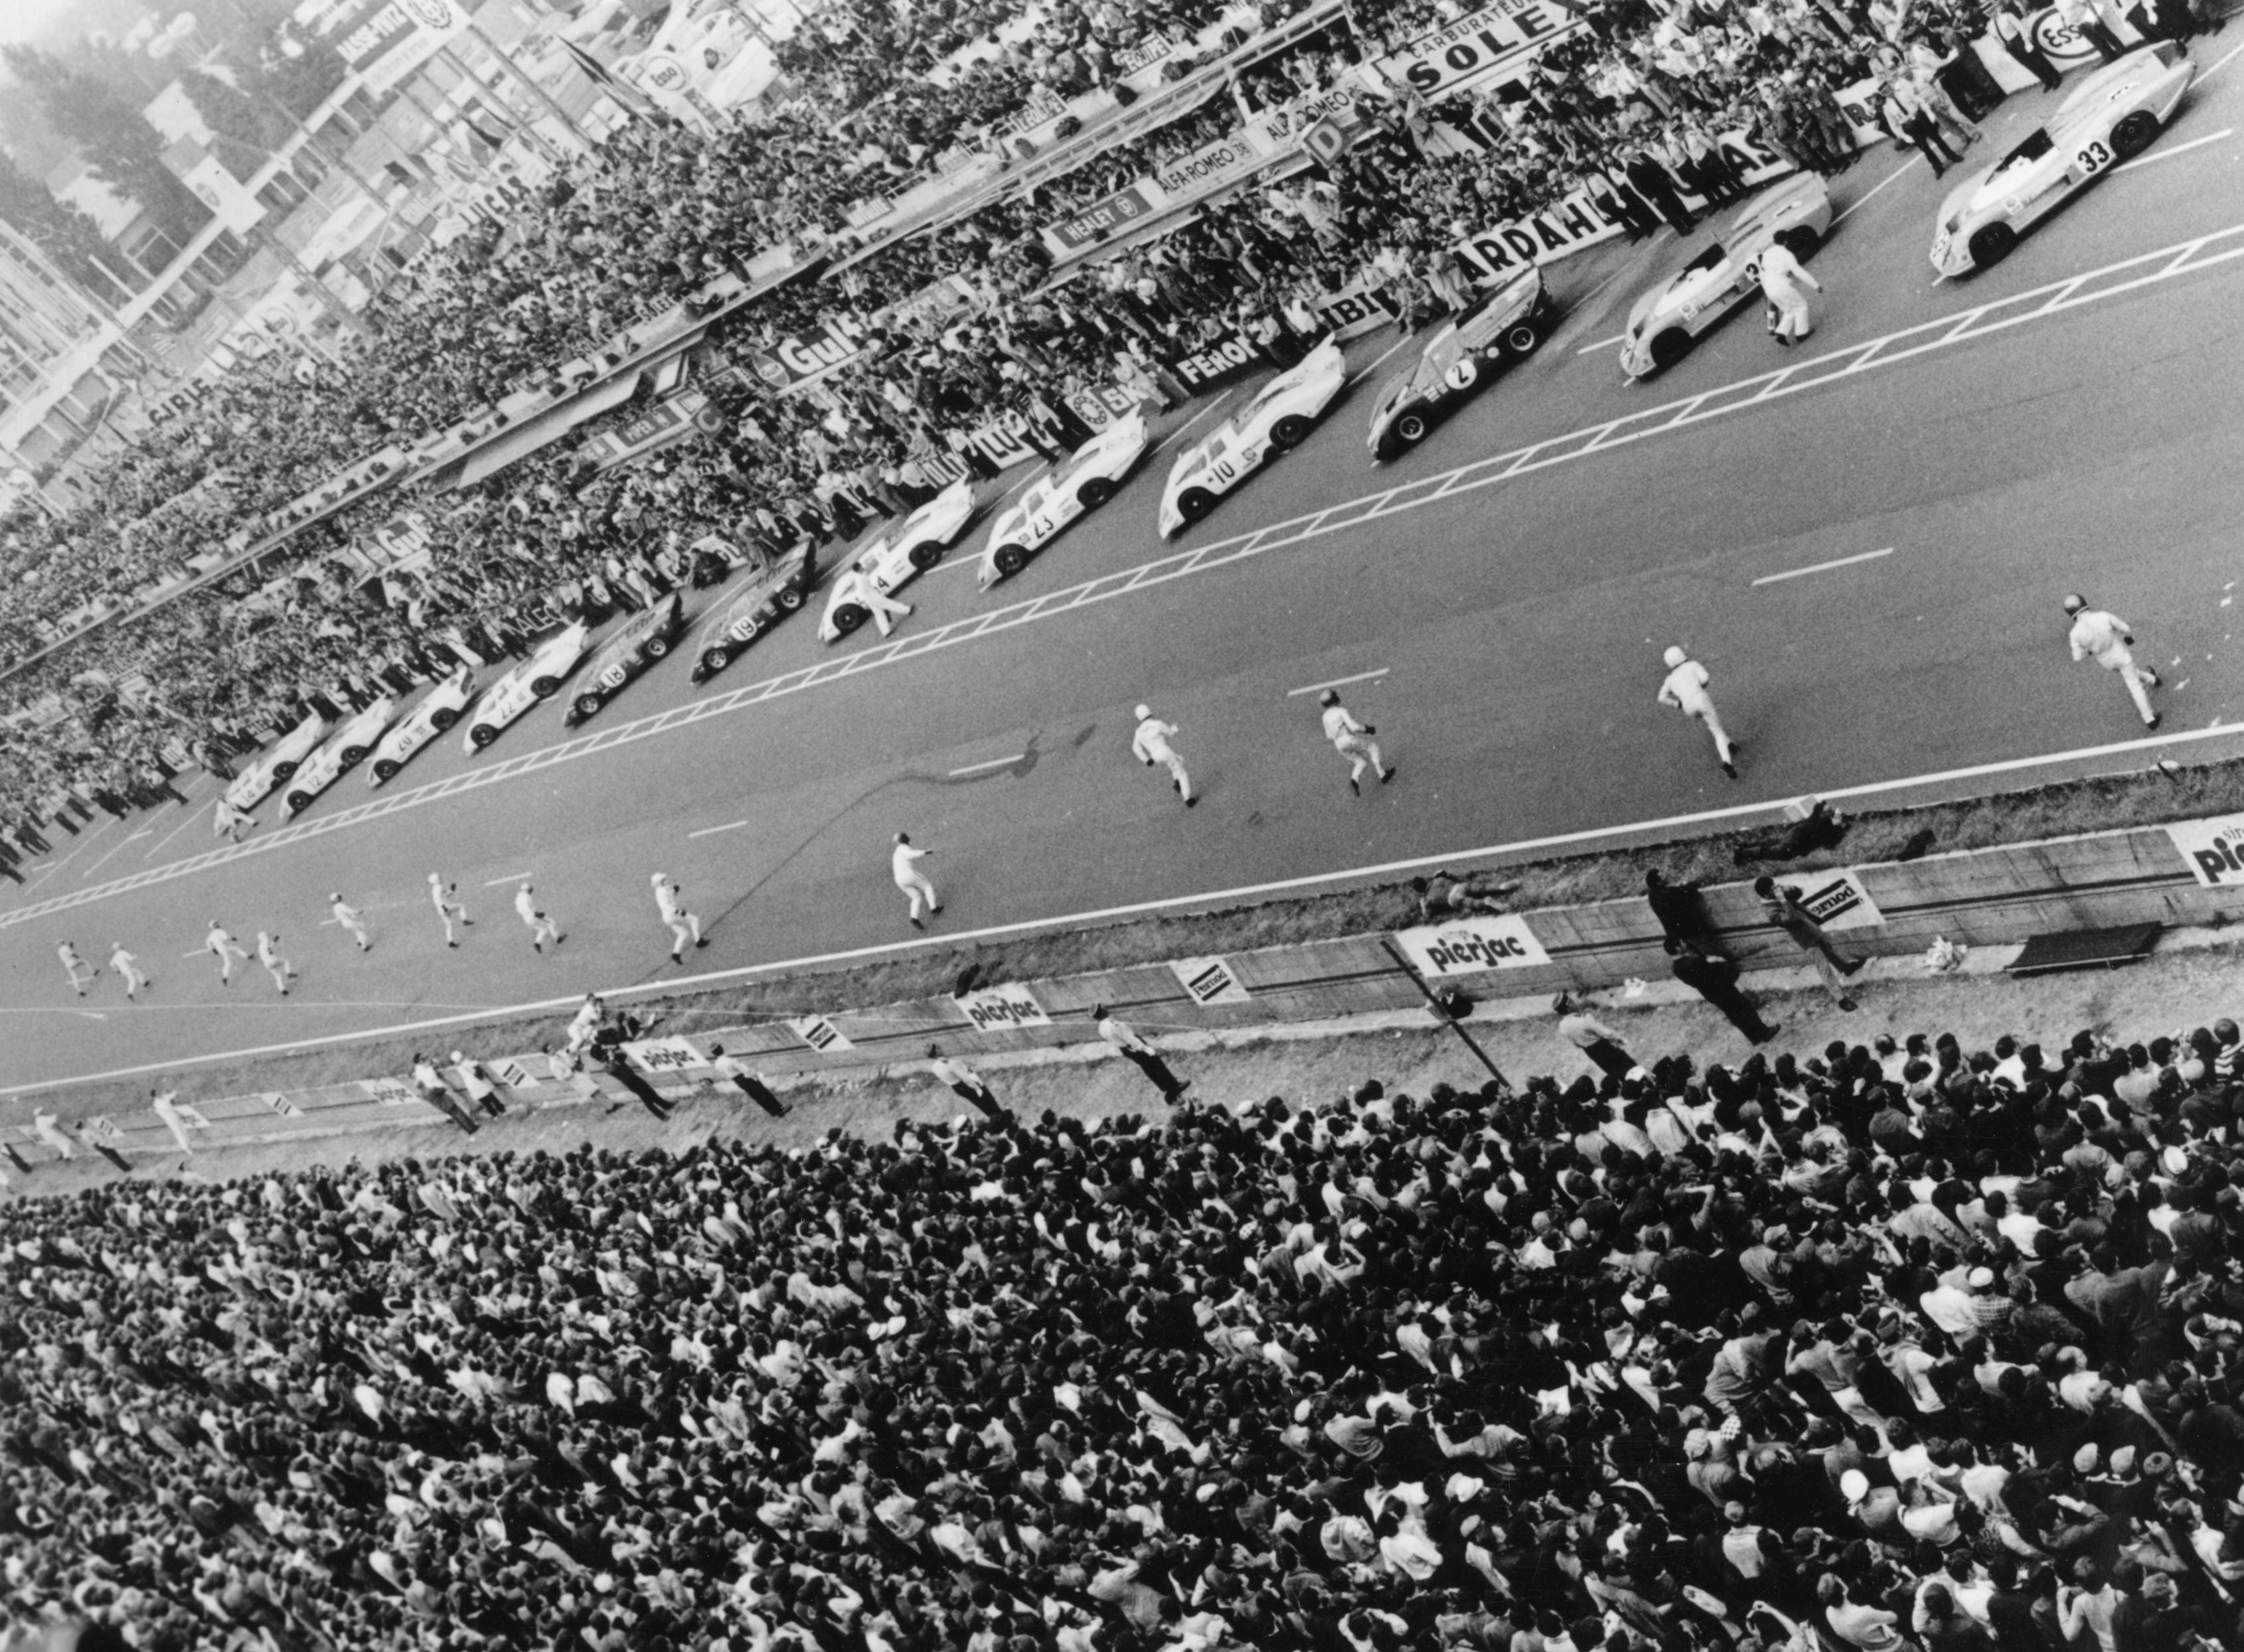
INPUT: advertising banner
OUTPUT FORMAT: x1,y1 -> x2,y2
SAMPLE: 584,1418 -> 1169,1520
2166,814 -> 2244,887
582,390 -> 712,471
789,1015 -> 854,1053
1381,0 -> 1587,101
323,0 -> 471,96
1787,870 -> 1887,933
1305,279 -> 1402,340
1046,183 -> 1165,256
1170,955 -> 1252,1006
1393,913 -> 1552,977
623,1036 -> 711,1074
1161,329 -> 1270,394
742,316 -> 874,394
1149,128 -> 1267,199
954,983 -> 1053,1031
360,1077 -> 422,1106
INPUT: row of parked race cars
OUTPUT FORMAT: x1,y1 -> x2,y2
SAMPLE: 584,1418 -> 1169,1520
221,46 -> 2196,826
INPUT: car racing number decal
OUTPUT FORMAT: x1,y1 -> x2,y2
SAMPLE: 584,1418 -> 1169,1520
2073,138 -> 2112,178
599,664 -> 629,690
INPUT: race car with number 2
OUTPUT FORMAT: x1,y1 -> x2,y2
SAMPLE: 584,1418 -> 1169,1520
1366,268 -> 1548,460
1158,338 -> 1346,538
1931,44 -> 2193,277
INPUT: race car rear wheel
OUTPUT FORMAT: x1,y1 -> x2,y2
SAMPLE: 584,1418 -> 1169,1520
1966,222 -> 2016,270
993,544 -> 1030,576
1076,477 -> 1116,509
1777,226 -> 1821,259
469,725 -> 499,749
1176,487 -> 1216,523
430,708 -> 458,731
574,693 -> 604,720
373,759 -> 400,783
1394,411 -> 1429,447
272,761 -> 299,782
1269,414 -> 1313,449
1648,329 -> 1692,371
908,542 -> 945,571
530,676 -> 560,698
1502,318 -> 1542,357
833,605 -> 868,634
285,790 -> 311,815
2110,110 -> 2159,160
777,587 -> 804,611
643,635 -> 671,659
339,747 -> 366,767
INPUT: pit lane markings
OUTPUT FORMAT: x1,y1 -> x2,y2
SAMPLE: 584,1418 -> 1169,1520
78,829 -> 153,881
1751,547 -> 1894,587
2200,37 -> 2244,80
19,716 -> 2244,1098
1287,667 -> 1390,697
15,217 -> 2244,932
481,870 -> 534,885
947,752 -> 1026,776
1830,155 -> 1921,228
2113,126 -> 2233,174
1153,391 -> 1238,452
686,820 -> 752,839
1346,335 -> 1415,386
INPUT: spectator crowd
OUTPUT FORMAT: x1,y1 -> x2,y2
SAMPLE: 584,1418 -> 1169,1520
10,1002 -> 2244,1651
4,0 -> 2192,870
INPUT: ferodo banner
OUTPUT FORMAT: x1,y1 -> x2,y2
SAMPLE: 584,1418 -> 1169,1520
1394,914 -> 1552,977
954,983 -> 1053,1031
1381,0 -> 1586,100
1451,131 -> 1796,283
1161,329 -> 1269,394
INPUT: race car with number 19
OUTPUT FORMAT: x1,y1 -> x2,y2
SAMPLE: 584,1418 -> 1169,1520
692,546 -> 819,682
1158,337 -> 1346,538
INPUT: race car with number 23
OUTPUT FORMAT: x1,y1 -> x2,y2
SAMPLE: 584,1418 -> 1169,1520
1158,337 -> 1346,538
977,409 -> 1151,588
1931,44 -> 2194,277
461,621 -> 592,752
565,591 -> 685,725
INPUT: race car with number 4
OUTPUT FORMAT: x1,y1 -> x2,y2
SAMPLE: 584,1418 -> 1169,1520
368,665 -> 475,785
977,409 -> 1151,588
565,591 -> 685,725
692,546 -> 818,682
1619,175 -> 1832,378
1367,268 -> 1548,460
1931,44 -> 2193,277
461,621 -> 592,752
1159,337 -> 1346,538
818,478 -> 978,640
224,711 -> 331,811
279,697 -> 395,819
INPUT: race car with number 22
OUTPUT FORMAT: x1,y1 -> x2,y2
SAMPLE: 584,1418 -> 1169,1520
461,621 -> 592,752
1158,337 -> 1346,538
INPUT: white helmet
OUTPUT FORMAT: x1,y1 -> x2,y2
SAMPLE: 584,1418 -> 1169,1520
428,872 -> 441,885
1662,645 -> 1688,668
651,871 -> 667,885
1134,704 -> 1151,719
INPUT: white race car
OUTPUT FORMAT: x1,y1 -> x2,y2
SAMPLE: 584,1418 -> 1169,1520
817,479 -> 979,640
280,697 -> 396,818
1931,44 -> 2194,276
224,712 -> 331,811
461,621 -> 593,751
1619,174 -> 1832,378
1157,338 -> 1346,538
368,664 -> 477,786
977,410 -> 1151,589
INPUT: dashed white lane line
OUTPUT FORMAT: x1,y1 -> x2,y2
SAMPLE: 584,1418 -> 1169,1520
1751,546 -> 1895,587
1575,331 -> 1628,356
78,830 -> 153,881
2115,126 -> 2234,173
947,753 -> 1025,776
481,870 -> 534,886
20,717 -> 2244,1098
144,800 -> 215,862
1286,666 -> 1390,697
686,820 -> 751,839
1832,155 -> 1921,228
2202,37 -> 2244,80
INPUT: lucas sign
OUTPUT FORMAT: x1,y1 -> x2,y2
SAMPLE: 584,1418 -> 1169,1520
1393,914 -> 1550,977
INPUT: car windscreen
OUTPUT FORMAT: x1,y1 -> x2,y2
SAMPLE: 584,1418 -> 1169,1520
1680,244 -> 1728,274
1998,129 -> 2055,171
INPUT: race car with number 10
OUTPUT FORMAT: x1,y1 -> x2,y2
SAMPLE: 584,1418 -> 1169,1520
1158,337 -> 1346,538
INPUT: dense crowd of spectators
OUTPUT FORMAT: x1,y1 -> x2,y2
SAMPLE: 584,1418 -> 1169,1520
12,1005 -> 2244,1651
1,0 -> 2120,862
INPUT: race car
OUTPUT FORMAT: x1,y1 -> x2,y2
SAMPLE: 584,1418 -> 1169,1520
564,591 -> 685,726
1367,268 -> 1549,460
280,697 -> 395,818
818,479 -> 978,641
1931,44 -> 2194,276
223,711 -> 331,811
977,410 -> 1151,589
691,546 -> 819,683
1619,174 -> 1833,378
368,665 -> 476,785
461,620 -> 592,752
1158,337 -> 1346,538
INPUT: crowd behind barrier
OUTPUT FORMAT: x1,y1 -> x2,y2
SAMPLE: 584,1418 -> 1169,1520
0,0 -> 2217,873
11,992 -> 2244,1651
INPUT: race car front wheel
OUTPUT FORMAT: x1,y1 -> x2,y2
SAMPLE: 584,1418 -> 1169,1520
469,725 -> 498,749
833,605 -> 868,634
430,708 -> 458,731
1076,477 -> 1116,509
574,693 -> 603,720
1176,488 -> 1216,523
1269,415 -> 1312,449
372,760 -> 400,783
1394,412 -> 1429,447
1648,330 -> 1692,372
1966,222 -> 2016,270
2110,110 -> 2159,160
993,544 -> 1030,576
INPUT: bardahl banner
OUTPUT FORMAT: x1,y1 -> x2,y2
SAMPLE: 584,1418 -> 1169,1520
1380,0 -> 1587,101
1393,914 -> 1552,977
954,983 -> 1053,1031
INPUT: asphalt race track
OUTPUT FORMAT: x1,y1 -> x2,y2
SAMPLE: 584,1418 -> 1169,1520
11,48 -> 2244,1092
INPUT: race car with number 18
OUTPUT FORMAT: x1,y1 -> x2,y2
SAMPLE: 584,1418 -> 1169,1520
565,591 -> 685,725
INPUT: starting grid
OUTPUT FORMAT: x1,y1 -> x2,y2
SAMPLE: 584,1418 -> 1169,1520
8,216 -> 2244,931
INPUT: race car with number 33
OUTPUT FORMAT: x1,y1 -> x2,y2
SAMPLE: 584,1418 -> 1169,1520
977,409 -> 1151,588
1159,337 -> 1346,538
1931,44 -> 2193,277
461,621 -> 592,752
368,664 -> 475,785
1619,175 -> 1832,378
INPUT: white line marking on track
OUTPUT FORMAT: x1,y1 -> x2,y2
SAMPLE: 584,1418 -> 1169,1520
1154,392 -> 1237,451
78,830 -> 153,883
1832,155 -> 1920,227
686,820 -> 752,838
1751,547 -> 1895,587
1575,331 -> 1627,355
21,720 -> 2244,1097
946,753 -> 1026,776
2201,37 -> 2244,79
1286,667 -> 1390,697
17,218 -> 2244,931
481,871 -> 534,886
2114,127 -> 2234,173
143,800 -> 214,862
1346,335 -> 1415,385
